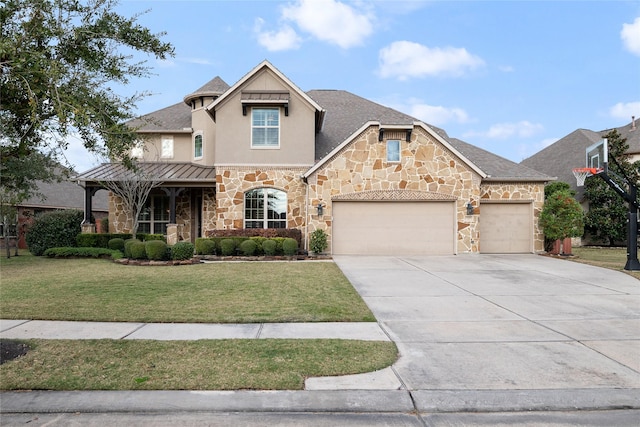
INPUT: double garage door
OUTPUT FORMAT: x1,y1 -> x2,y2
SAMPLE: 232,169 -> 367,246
332,201 -> 455,255
331,200 -> 533,255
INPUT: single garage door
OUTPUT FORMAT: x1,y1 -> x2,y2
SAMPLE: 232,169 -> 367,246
332,201 -> 455,255
480,203 -> 532,253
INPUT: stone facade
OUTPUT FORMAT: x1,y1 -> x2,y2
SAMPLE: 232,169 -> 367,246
215,167 -> 308,230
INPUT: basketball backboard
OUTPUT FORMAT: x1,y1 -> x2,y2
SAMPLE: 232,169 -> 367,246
586,139 -> 608,171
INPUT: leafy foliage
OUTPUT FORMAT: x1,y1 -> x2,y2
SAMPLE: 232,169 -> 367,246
545,181 -> 575,198
108,238 -> 125,252
282,238 -> 298,256
220,239 -> 236,256
539,190 -> 584,241
309,229 -> 328,254
145,240 -> 167,261
0,0 -> 174,202
171,241 -> 194,260
584,130 -> 640,245
43,247 -> 120,258
262,239 -> 277,256
25,209 -> 84,255
239,239 -> 258,256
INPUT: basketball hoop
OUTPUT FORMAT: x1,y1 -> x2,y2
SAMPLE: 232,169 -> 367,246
572,167 -> 599,187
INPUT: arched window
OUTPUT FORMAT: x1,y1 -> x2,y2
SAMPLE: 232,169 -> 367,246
244,188 -> 287,229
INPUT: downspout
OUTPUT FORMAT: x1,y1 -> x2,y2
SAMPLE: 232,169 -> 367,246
302,175 -> 309,252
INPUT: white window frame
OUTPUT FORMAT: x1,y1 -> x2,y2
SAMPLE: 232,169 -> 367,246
161,136 -> 174,159
244,188 -> 287,229
387,139 -> 401,163
131,141 -> 144,158
251,107 -> 280,149
194,132 -> 203,159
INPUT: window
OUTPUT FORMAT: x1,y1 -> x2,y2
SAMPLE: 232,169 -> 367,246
138,195 -> 170,234
194,133 -> 203,159
131,141 -> 144,158
387,140 -> 401,162
161,136 -> 173,159
244,188 -> 287,229
251,108 -> 279,148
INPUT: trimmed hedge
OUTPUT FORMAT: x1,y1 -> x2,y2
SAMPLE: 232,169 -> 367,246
239,239 -> 258,256
76,233 -> 166,248
130,241 -> 147,260
206,228 -> 302,248
146,240 -> 168,261
26,210 -> 85,256
172,241 -> 194,260
108,238 -> 125,252
220,238 -> 236,256
124,239 -> 141,258
282,238 -> 298,256
43,247 -> 122,259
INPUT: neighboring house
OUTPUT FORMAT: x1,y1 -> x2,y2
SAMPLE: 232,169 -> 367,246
8,175 -> 109,249
76,60 -> 552,255
521,118 -> 639,202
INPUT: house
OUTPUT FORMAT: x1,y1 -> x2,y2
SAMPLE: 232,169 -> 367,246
521,118 -> 640,201
6,172 -> 109,249
76,60 -> 552,255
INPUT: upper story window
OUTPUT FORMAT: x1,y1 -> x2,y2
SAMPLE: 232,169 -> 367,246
251,108 -> 280,148
194,133 -> 203,159
387,140 -> 401,162
131,141 -> 144,158
244,188 -> 287,229
161,136 -> 174,159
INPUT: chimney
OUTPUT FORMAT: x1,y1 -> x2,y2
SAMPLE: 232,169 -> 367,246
632,116 -> 636,131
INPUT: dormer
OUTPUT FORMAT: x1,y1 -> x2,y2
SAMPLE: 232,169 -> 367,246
183,76 -> 230,110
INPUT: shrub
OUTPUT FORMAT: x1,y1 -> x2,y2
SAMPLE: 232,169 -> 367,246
195,238 -> 217,255
309,229 -> 328,254
282,238 -> 298,256
540,190 -> 584,241
172,241 -> 194,260
43,247 -> 121,259
262,239 -> 277,256
145,240 -> 168,261
124,238 -> 141,258
220,238 -> 236,256
130,241 -> 147,260
206,228 -> 302,249
239,239 -> 258,256
108,238 -> 125,252
250,236 -> 266,255
142,234 -> 165,242
26,209 -> 84,256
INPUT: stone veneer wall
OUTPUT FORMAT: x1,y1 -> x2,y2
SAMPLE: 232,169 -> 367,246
306,126 -> 482,253
214,167 -> 308,232
479,182 -> 546,252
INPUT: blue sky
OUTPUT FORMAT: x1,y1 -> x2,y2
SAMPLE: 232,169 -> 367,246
67,0 -> 640,172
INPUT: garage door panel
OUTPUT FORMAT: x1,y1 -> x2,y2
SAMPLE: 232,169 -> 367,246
332,201 -> 455,255
480,203 -> 532,253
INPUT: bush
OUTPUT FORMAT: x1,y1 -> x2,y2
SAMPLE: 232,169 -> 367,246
26,209 -> 85,256
142,234 -> 165,242
239,239 -> 258,256
76,233 -> 132,248
282,238 -> 298,256
195,238 -> 217,255
108,238 -> 125,252
262,239 -> 277,256
309,229 -> 328,254
220,238 -> 236,256
540,190 -> 585,241
130,241 -> 147,260
172,241 -> 194,260
124,239 -> 141,258
206,228 -> 302,249
43,247 -> 121,259
145,240 -> 168,261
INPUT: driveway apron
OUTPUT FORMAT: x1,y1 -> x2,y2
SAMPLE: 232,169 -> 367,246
333,254 -> 640,394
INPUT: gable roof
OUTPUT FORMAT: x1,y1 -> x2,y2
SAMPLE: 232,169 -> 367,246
20,175 -> 109,212
126,102 -> 192,133
521,120 -> 638,198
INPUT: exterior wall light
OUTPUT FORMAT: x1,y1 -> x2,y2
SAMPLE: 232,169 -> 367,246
466,202 -> 474,215
316,203 -> 324,217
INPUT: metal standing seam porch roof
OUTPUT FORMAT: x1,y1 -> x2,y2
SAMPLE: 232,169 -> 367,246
75,162 -> 216,186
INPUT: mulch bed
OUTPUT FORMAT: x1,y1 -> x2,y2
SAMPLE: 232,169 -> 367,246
0,340 -> 30,365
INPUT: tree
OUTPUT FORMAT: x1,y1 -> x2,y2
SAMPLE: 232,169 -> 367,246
98,162 -> 163,239
544,181 -> 575,199
539,190 -> 584,243
584,130 -> 640,245
0,0 -> 174,203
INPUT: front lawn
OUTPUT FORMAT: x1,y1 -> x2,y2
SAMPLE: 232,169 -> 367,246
0,255 -> 374,323
570,246 -> 640,280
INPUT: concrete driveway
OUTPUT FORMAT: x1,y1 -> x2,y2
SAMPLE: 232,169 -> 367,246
332,254 -> 640,411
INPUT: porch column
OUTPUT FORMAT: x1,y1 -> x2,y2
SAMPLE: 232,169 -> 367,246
81,186 -> 97,233
169,187 -> 177,224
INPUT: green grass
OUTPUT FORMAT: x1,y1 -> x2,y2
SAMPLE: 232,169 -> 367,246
0,255 -> 374,323
570,246 -> 640,280
0,339 -> 398,390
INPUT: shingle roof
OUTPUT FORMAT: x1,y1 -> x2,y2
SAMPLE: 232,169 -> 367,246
20,177 -> 109,211
127,102 -> 192,132
307,89 -> 551,182
520,120 -> 638,198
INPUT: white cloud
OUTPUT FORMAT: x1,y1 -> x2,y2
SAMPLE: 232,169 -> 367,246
378,41 -> 485,80
254,18 -> 302,51
609,101 -> 640,121
281,0 -> 374,49
621,17 -> 640,56
498,65 -> 515,73
409,103 -> 470,126
464,121 -> 544,140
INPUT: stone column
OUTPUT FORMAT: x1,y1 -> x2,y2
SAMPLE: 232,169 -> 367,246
166,224 -> 178,245
81,223 -> 96,234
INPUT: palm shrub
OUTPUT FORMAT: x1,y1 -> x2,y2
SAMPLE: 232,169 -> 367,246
171,241 -> 195,260
25,209 -> 84,256
145,240 -> 168,261
282,238 -> 298,256
239,239 -> 258,256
